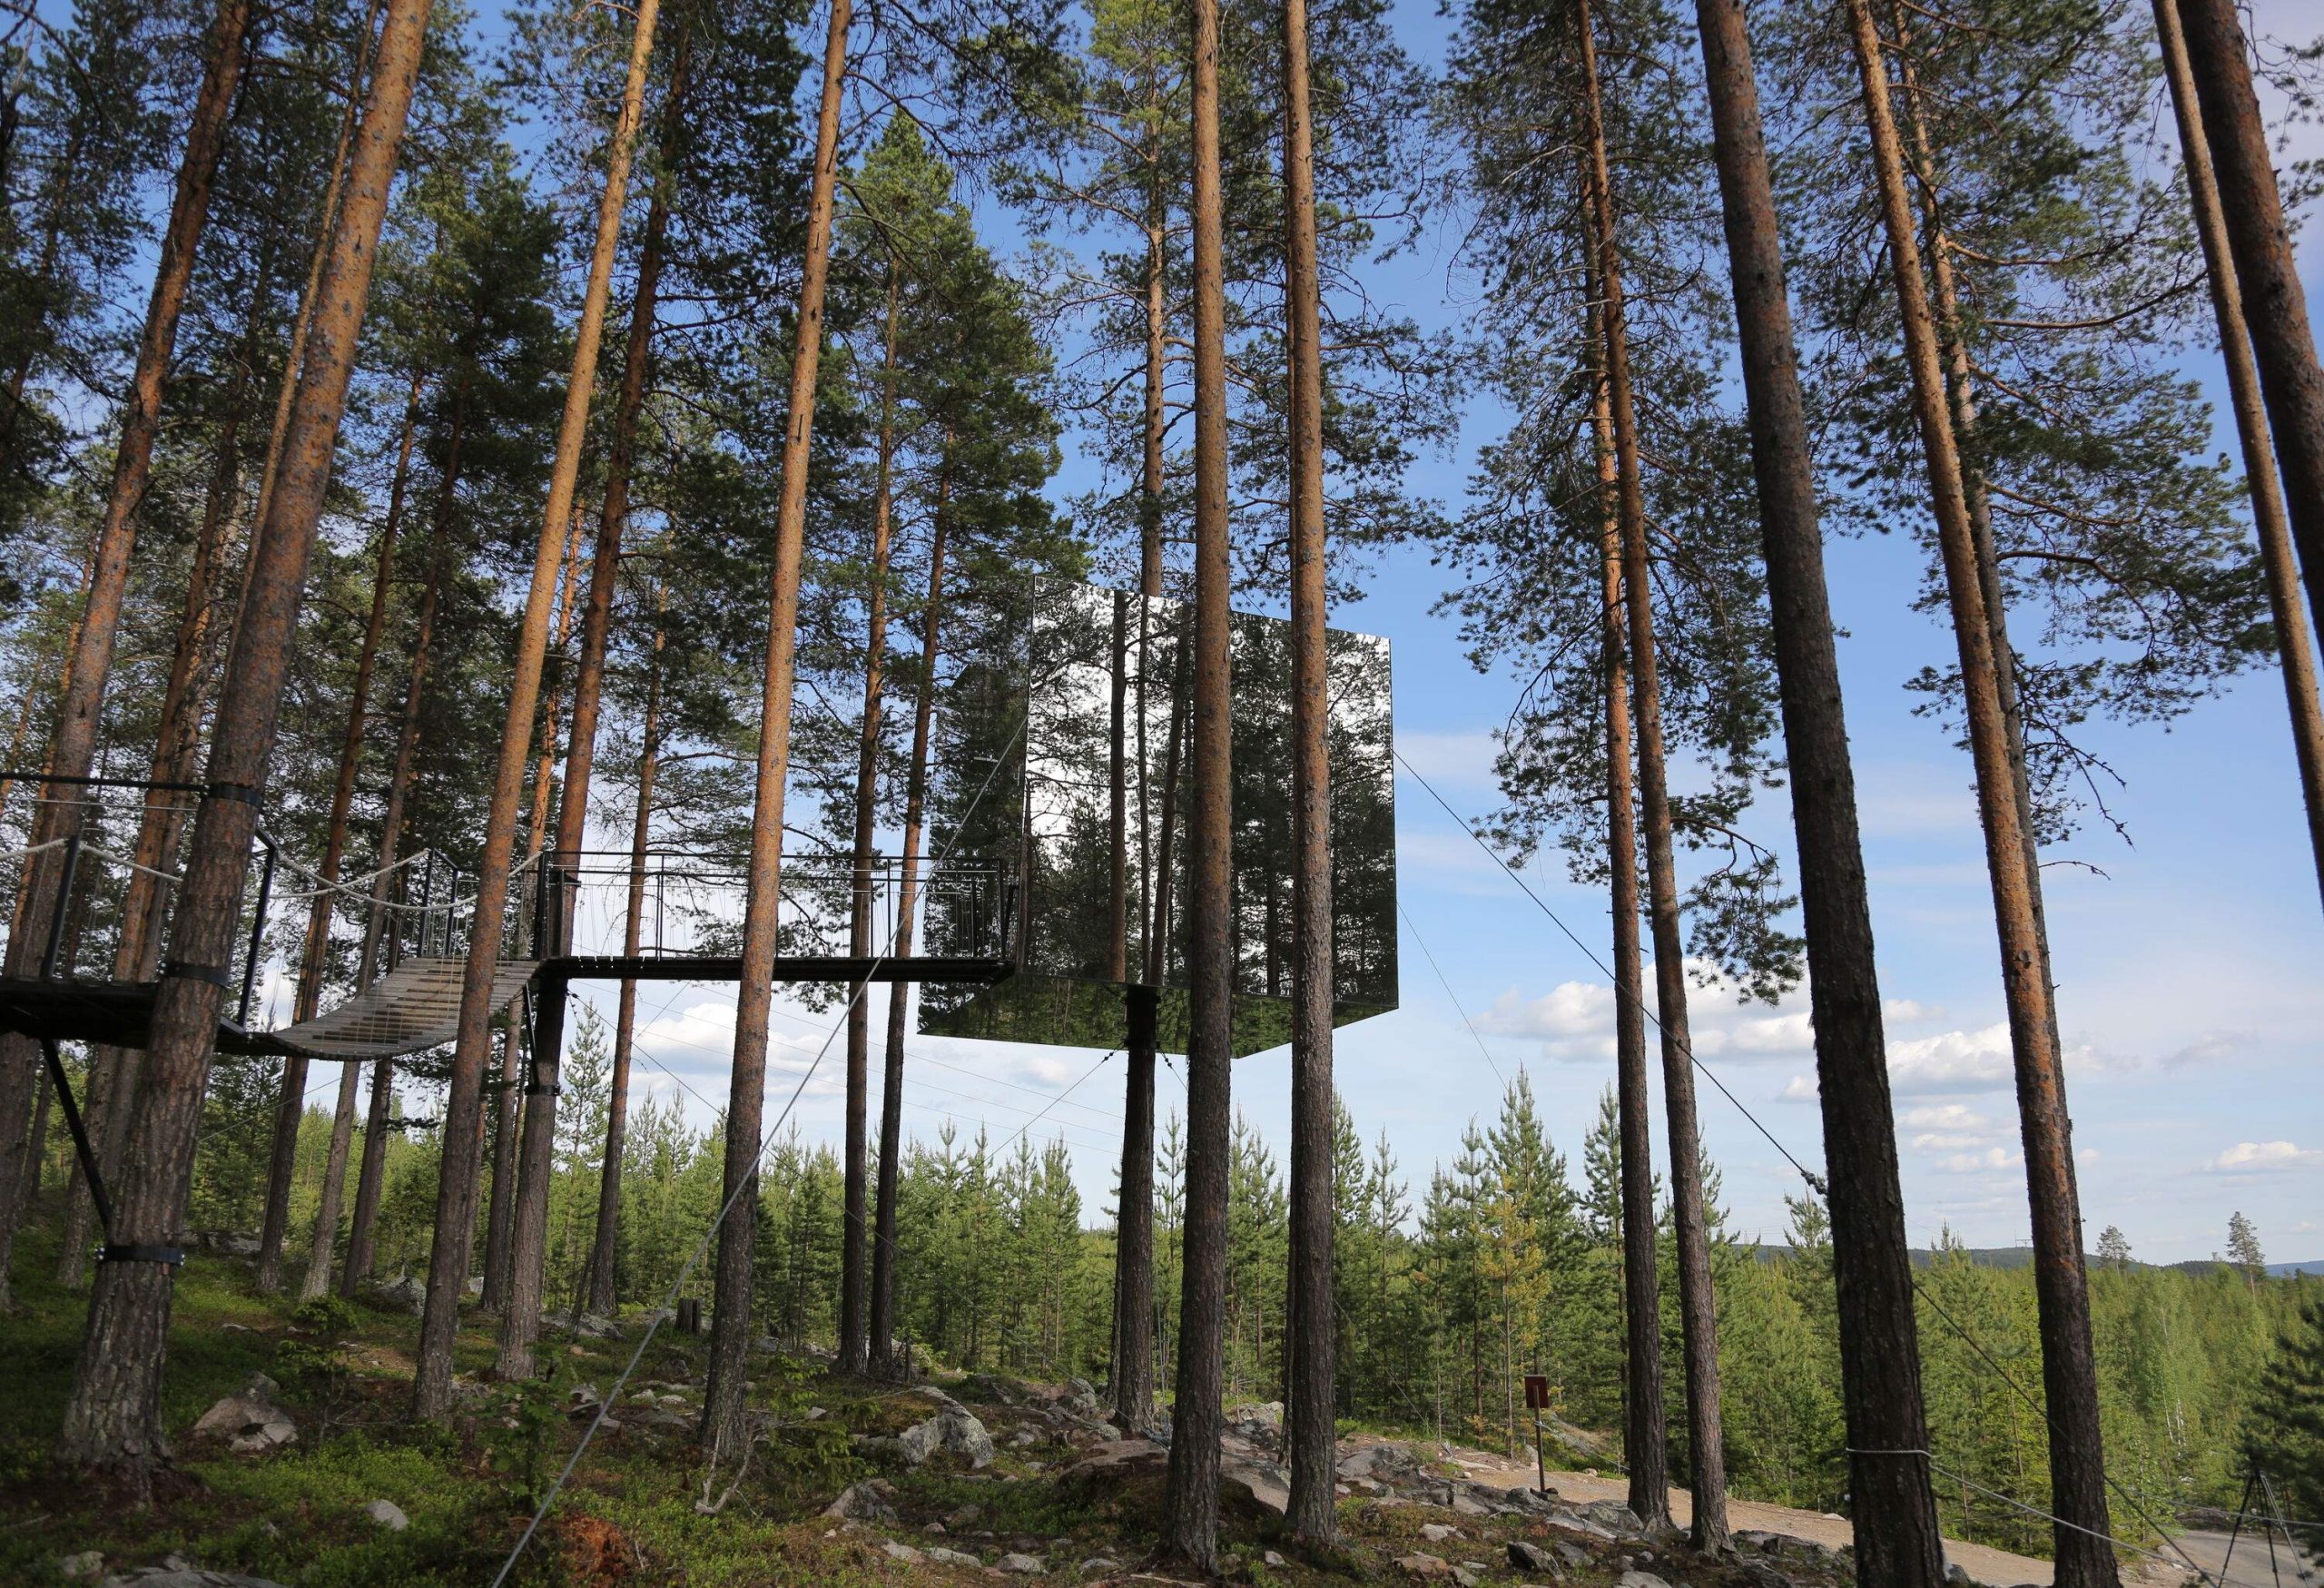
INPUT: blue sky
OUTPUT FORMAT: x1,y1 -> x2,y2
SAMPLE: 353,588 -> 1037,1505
518,0 -> 2324,1267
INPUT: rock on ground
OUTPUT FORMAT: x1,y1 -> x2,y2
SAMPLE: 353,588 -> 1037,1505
360,1500 -> 408,1532
898,1404 -> 996,1468
924,1546 -> 983,1568
190,1375 -> 296,1455
367,1276 -> 425,1315
1507,1541 -> 1561,1573
998,1553 -> 1045,1574
824,1480 -> 900,1524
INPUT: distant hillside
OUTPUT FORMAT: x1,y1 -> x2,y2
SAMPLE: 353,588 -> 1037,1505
1749,1245 -> 2324,1277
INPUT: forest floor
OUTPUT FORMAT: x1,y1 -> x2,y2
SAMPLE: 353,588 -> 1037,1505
1440,1444 -> 2065,1586
0,1214 -> 2191,1588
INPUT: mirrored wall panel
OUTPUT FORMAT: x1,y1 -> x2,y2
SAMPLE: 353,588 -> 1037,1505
920,578 -> 1396,1058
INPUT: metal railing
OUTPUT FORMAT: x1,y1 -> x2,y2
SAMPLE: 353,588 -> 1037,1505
0,769 -> 1019,1039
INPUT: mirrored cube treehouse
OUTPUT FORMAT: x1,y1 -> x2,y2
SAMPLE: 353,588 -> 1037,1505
919,578 -> 1396,1057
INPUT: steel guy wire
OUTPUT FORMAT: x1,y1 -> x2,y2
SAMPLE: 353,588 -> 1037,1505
1398,899 -> 1507,1090
1394,748 -> 1828,1196
1853,1448 -> 2225,1584
1399,748 -> 2225,1582
489,705 -> 1029,1588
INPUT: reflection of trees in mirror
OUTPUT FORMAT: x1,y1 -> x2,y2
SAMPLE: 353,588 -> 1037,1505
921,577 -> 1393,1056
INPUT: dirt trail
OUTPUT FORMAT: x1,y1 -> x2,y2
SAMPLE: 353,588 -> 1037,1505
1439,1440 -> 2102,1587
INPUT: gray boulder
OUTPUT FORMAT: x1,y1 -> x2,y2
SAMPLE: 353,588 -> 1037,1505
1577,1499 -> 1646,1535
361,1500 -> 409,1532
1222,1457 -> 1290,1516
1507,1541 -> 1564,1574
824,1480 -> 900,1524
190,1375 -> 295,1455
998,1553 -> 1045,1574
368,1275 -> 425,1315
924,1545 -> 983,1568
899,1405 -> 996,1468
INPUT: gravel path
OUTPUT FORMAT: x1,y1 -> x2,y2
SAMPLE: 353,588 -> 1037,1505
1440,1442 -> 2064,1585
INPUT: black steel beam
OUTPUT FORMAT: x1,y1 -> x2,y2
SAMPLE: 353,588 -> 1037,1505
542,954 -> 1015,985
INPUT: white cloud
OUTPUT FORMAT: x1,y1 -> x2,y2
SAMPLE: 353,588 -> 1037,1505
2207,1140 -> 2322,1173
1479,962 -> 1818,1067
1937,1146 -> 2017,1174
1886,1023 -> 2014,1094
1902,1103 -> 1989,1131
1479,981 -> 1613,1041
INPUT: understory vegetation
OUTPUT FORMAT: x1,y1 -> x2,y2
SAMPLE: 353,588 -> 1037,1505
66,1047 -> 2316,1563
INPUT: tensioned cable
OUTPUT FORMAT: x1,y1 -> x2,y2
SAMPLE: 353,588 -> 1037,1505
1393,747 -> 1824,1194
991,1047 -> 1118,1156
634,1029 -> 1114,1157
489,707 -> 1029,1588
1856,1447 -> 2227,1581
1398,900 -> 1506,1089
1395,747 -> 2220,1582
612,991 -> 1127,1139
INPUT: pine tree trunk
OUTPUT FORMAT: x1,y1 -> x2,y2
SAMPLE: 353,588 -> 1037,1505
293,378 -> 421,1302
554,9 -> 691,1322
587,595 -> 665,1317
241,1 -> 392,1299
872,456 -> 951,1378
493,508 -> 586,1349
54,0 -> 433,1477
0,0 -> 251,1300
57,284 -> 261,1286
1587,299 -> 1667,1534
1109,197 -> 1168,1432
2152,0 -> 2324,905
343,450 -> 458,1296
849,266 -> 901,1376
2174,0 -> 2324,652
1159,0 -> 1234,1555
479,1031 -> 523,1312
1573,0 -> 1718,1539
1280,0 -> 1335,1539
1571,7 -> 1670,1526
498,972 -> 566,1367
1840,5 -> 2116,1580
413,0 -> 663,1412
703,0 -> 849,1457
